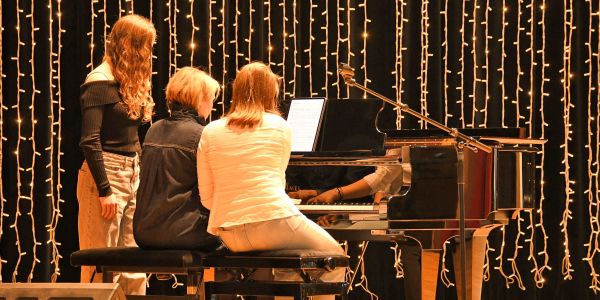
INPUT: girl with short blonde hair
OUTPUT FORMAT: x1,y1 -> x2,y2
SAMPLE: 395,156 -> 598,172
134,67 -> 222,252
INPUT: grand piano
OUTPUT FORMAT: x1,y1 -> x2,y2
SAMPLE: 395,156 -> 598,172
285,100 -> 541,300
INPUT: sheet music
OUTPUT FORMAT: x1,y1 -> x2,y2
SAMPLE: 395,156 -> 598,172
287,98 -> 325,152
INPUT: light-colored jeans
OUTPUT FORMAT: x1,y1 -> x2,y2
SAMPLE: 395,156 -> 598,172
217,215 -> 346,300
77,152 -> 146,295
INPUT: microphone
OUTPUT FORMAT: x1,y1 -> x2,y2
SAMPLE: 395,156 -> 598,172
338,63 -> 356,85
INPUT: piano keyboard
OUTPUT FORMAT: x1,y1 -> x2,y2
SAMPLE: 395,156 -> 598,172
296,203 -> 379,214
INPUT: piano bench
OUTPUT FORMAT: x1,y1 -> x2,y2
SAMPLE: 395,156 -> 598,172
202,250 -> 350,300
70,246 -> 207,299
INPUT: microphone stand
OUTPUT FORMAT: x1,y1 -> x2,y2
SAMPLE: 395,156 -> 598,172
339,64 -> 491,300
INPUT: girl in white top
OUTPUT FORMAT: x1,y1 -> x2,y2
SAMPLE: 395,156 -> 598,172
197,62 -> 344,298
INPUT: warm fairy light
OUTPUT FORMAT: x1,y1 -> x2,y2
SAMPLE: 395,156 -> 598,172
11,0 -> 24,282
217,0 -> 226,114
495,226 -> 514,287
534,0 -> 551,277
306,0 -> 314,96
346,0 -> 353,97
394,0 -> 406,128
482,1 -> 491,127
560,0 -> 574,281
347,242 -> 377,298
483,239 -> 494,281
508,212 -> 526,290
167,1 -> 173,77
514,0 -> 524,128
584,0 -> 600,293
0,0 -> 4,281
501,1 -> 507,127
173,0 -> 180,74
208,0 -> 216,75
280,0 -> 286,97
27,0 -> 40,282
419,0 -> 429,127
320,1 -> 329,98
459,1 -> 466,127
128,0 -> 134,14
470,1 -> 479,128
525,210 -> 542,288
0,0 -> 596,289
166,0 -> 182,76
233,0 -> 239,71
266,0 -> 272,64
440,240 -> 455,287
359,0 -> 370,99
291,0 -> 298,98
247,0 -> 253,62
48,0 -> 64,282
103,0 -> 108,51
188,0 -> 197,65
390,242 -> 404,278
150,1 -> 157,83
527,1 -> 535,135
88,0 -> 99,71
334,1 -> 342,96
442,0 -> 450,126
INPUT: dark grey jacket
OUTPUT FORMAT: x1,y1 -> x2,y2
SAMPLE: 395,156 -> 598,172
133,103 -> 221,251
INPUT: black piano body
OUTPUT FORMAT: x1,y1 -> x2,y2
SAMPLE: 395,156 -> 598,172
289,128 -> 538,239
286,128 -> 541,300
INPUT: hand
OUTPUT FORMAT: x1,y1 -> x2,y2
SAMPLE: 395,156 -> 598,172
287,189 -> 318,201
373,191 -> 387,204
99,194 -> 118,219
317,214 -> 339,227
307,189 -> 338,204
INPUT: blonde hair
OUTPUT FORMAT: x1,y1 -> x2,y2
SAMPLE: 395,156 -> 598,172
105,14 -> 156,122
166,67 -> 221,109
226,62 -> 281,128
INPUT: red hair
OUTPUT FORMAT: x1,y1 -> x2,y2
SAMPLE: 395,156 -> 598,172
105,14 -> 156,122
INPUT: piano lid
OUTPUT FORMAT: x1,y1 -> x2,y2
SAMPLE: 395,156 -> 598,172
384,127 -> 545,146
384,127 -> 526,139
315,99 -> 387,153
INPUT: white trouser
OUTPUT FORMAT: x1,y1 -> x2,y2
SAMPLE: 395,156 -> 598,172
217,215 -> 346,300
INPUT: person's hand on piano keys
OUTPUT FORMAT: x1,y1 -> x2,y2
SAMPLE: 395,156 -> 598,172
373,191 -> 387,203
316,214 -> 339,226
287,189 -> 318,201
307,189 -> 338,204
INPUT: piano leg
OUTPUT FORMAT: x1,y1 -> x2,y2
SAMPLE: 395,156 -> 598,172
421,250 -> 441,300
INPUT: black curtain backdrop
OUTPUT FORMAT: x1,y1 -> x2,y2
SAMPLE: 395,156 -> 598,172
0,1 -> 598,299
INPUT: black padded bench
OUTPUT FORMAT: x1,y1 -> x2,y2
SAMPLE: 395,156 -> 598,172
203,250 -> 349,299
70,247 -> 349,300
71,247 -> 206,299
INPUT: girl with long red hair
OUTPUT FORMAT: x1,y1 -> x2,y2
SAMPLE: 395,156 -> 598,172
77,14 -> 155,295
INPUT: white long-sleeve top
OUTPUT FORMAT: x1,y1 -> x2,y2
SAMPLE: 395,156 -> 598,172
197,112 -> 301,235
362,148 -> 405,195
363,165 -> 404,194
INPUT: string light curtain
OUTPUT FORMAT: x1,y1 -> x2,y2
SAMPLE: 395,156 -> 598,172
0,0 -> 598,297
